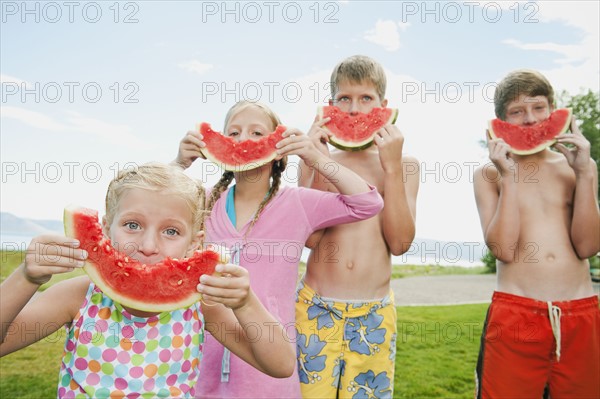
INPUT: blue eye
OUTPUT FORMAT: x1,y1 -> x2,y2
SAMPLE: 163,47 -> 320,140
361,96 -> 373,102
164,228 -> 179,236
124,221 -> 140,230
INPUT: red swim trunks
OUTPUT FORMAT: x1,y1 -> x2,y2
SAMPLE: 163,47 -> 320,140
475,291 -> 600,399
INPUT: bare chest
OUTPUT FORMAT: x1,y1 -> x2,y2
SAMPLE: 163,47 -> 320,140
333,151 -> 385,194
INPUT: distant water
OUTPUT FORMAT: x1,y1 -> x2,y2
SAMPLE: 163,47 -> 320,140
1,234 -> 483,267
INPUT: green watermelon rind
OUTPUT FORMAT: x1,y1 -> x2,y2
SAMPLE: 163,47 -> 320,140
488,108 -> 572,155
199,123 -> 286,172
317,106 -> 399,152
64,204 -> 229,313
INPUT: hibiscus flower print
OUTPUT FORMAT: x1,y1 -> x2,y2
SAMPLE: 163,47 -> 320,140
306,295 -> 342,330
296,333 -> 327,385
347,370 -> 392,399
345,312 -> 386,355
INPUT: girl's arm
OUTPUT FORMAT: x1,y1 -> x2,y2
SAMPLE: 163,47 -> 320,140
199,264 -> 295,378
277,128 -> 372,195
1,235 -> 89,356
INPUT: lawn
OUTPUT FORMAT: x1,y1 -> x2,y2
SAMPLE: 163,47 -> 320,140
1,251 -> 487,398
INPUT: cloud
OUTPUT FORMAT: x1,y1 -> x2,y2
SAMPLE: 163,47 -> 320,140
1,106 -> 150,148
0,74 -> 29,86
178,60 -> 214,75
502,39 -> 586,64
364,19 -> 403,52
501,2 -> 599,93
1,106 -> 68,131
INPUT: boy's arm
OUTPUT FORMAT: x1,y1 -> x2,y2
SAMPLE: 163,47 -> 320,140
374,125 -> 419,255
200,264 -> 295,378
473,155 -> 520,263
0,235 -> 89,355
554,121 -> 600,258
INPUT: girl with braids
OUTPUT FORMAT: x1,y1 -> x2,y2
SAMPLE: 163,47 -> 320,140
173,101 -> 383,398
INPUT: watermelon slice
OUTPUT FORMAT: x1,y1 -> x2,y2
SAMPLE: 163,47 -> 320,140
317,106 -> 398,151
63,205 -> 228,312
199,123 -> 286,172
488,108 -> 572,155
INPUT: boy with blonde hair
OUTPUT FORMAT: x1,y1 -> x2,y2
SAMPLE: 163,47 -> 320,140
473,69 -> 600,398
296,55 -> 420,398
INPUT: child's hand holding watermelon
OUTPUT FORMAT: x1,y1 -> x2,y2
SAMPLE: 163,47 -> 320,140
197,263 -> 251,310
306,115 -> 332,155
20,234 -> 87,285
173,129 -> 206,169
486,135 -> 516,178
554,117 -> 594,175
372,124 -> 406,174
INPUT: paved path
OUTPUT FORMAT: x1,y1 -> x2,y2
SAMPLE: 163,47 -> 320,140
391,274 -> 600,306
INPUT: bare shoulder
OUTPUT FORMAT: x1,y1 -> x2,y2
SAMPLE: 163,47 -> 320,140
402,154 -> 419,169
474,162 -> 498,187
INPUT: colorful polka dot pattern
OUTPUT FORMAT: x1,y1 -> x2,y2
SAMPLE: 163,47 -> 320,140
57,284 -> 203,398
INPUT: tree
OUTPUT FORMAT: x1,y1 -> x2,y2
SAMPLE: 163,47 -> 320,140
558,89 -> 600,199
481,90 -> 600,271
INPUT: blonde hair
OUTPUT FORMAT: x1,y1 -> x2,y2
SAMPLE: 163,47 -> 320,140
330,55 -> 387,101
105,162 -> 206,234
494,69 -> 555,120
206,101 -> 287,236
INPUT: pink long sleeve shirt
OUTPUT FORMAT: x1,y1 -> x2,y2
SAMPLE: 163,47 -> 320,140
196,185 -> 383,398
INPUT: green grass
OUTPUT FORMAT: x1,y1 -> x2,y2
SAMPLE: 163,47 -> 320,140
1,251 -> 488,397
394,304 -> 487,397
1,308 -> 488,398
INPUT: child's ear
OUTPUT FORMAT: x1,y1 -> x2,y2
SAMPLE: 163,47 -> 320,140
381,99 -> 388,108
328,98 -> 334,106
102,216 -> 110,237
188,230 -> 205,253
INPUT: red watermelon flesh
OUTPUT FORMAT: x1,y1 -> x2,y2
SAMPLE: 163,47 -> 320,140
63,205 -> 228,312
318,106 -> 398,151
488,108 -> 572,155
200,123 -> 286,172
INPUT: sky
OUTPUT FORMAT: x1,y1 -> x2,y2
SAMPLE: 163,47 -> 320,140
1,0 -> 599,245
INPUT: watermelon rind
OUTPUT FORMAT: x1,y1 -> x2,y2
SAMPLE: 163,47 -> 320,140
488,108 -> 572,155
64,204 -> 229,312
318,106 -> 398,152
199,123 -> 286,172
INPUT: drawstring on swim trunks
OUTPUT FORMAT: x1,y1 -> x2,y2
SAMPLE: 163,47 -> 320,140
547,301 -> 562,362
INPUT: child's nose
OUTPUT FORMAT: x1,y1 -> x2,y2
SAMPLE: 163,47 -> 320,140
348,100 -> 360,114
523,109 -> 536,125
138,233 -> 159,256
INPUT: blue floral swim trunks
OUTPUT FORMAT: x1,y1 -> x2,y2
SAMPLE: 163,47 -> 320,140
295,280 -> 397,399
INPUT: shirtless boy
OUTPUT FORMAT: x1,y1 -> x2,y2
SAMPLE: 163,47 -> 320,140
473,69 -> 600,398
295,55 -> 420,398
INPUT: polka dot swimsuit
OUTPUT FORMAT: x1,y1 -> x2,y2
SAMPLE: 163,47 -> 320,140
57,284 -> 203,398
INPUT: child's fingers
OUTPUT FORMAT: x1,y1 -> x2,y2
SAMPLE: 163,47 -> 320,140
31,234 -> 80,248
281,128 -> 304,138
315,117 -> 331,127
27,243 -> 88,261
